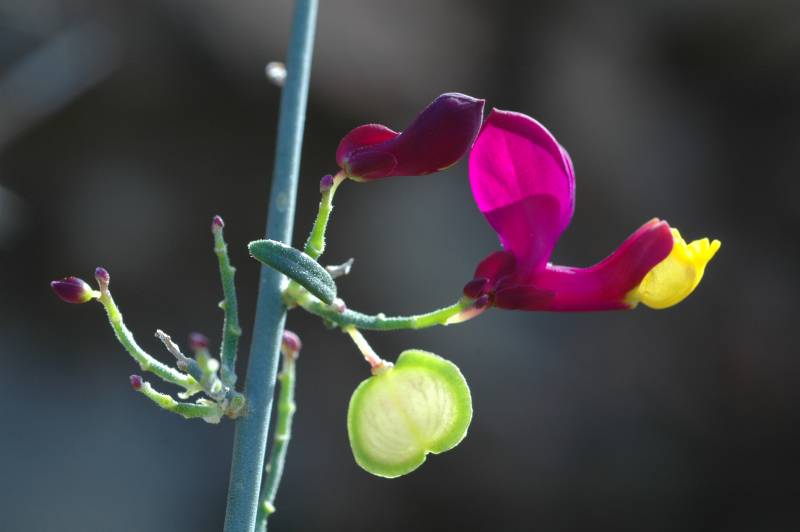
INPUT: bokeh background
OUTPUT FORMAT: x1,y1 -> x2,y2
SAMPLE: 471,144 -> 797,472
1,0 -> 798,530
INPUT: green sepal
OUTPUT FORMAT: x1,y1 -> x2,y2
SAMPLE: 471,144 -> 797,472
248,239 -> 337,304
347,349 -> 473,478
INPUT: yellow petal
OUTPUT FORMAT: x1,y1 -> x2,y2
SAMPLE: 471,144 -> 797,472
629,228 -> 720,309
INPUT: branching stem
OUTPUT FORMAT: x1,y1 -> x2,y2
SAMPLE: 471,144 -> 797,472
214,221 -> 242,387
97,290 -> 201,394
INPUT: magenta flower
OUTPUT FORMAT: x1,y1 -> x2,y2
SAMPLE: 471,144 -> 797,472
464,109 -> 720,311
336,93 -> 485,181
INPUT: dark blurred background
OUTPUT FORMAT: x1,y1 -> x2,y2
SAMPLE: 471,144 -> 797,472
1,0 -> 799,530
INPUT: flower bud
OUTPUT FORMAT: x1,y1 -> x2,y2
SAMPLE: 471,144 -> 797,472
336,93 -> 485,180
130,374 -> 143,390
281,330 -> 302,359
212,215 -> 225,232
50,276 -> 97,304
319,174 -> 335,193
188,332 -> 209,351
94,267 -> 110,285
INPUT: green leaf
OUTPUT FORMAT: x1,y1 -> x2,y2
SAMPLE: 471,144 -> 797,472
248,239 -> 337,304
347,349 -> 472,478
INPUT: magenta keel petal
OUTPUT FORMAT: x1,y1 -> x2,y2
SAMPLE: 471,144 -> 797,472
530,219 -> 674,311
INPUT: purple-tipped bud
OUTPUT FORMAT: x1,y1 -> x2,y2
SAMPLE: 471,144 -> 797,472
50,276 -> 96,304
319,174 -> 335,193
188,332 -> 209,351
281,330 -> 302,359
94,267 -> 110,285
212,215 -> 225,232
336,93 -> 485,180
130,374 -> 143,390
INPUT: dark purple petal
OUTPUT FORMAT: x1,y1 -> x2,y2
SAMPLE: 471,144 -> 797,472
51,276 -> 95,304
337,93 -> 484,180
336,124 -> 399,169
469,109 -> 575,267
473,250 -> 516,282
523,219 -> 674,311
494,285 -> 554,310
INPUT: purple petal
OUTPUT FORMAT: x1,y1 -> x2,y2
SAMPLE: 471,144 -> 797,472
522,219 -> 674,311
469,109 -> 575,266
473,250 -> 516,281
336,124 -> 399,170
494,284 -> 554,310
483,194 -> 562,273
338,93 -> 484,180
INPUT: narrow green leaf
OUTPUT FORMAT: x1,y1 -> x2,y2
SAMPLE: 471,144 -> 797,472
248,239 -> 336,304
347,349 -> 473,478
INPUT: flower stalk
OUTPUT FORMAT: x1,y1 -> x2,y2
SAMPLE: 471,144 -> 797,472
96,278 -> 202,396
303,172 -> 346,260
255,332 -> 301,531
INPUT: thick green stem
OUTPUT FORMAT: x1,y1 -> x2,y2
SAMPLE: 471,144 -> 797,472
214,222 -> 243,387
294,292 -> 474,330
303,172 -> 345,260
222,1 -> 317,530
97,291 -> 201,394
255,353 -> 297,531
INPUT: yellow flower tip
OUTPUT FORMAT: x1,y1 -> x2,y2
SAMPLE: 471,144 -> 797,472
628,227 -> 721,310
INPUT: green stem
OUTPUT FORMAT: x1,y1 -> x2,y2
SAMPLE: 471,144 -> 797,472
214,222 -> 242,387
255,353 -> 297,531
295,292 -> 473,331
97,291 -> 201,394
303,172 -> 345,260
136,380 -> 223,422
222,1 -> 317,530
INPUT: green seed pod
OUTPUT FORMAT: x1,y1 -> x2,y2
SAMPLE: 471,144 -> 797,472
347,349 -> 472,478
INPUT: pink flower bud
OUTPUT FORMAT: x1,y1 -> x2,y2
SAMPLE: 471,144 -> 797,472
129,375 -> 143,390
94,267 -> 110,285
212,215 -> 225,232
281,330 -> 302,359
50,276 -> 96,304
188,332 -> 209,351
319,174 -> 335,193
